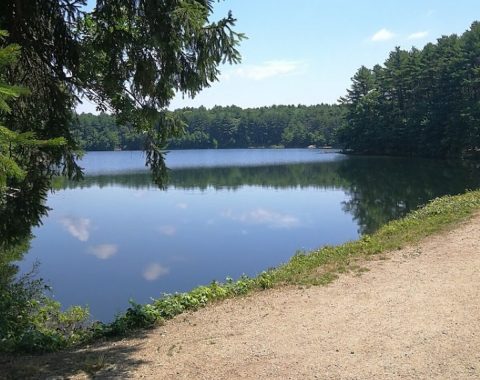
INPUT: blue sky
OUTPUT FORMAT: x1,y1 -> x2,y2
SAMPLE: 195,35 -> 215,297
78,0 -> 480,113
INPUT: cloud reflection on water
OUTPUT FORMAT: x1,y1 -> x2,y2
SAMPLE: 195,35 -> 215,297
88,244 -> 118,260
60,216 -> 91,241
222,208 -> 300,229
143,263 -> 170,281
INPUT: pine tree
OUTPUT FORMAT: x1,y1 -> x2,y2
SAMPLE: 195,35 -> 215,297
0,31 -> 65,198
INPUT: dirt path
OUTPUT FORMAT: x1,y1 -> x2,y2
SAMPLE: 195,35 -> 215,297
3,214 -> 480,379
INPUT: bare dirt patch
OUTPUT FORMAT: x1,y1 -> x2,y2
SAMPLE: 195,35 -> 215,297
2,214 -> 480,379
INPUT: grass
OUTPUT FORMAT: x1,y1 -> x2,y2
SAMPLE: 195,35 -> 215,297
4,190 -> 480,353
270,190 -> 480,286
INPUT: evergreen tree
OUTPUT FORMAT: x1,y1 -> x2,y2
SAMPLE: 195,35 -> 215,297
0,31 -> 65,198
340,22 -> 480,158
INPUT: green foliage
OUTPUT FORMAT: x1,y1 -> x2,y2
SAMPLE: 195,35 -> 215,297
72,104 -> 345,151
0,264 -> 90,353
97,274 -> 260,337
0,30 -> 67,196
0,270 -> 271,352
170,105 -> 343,149
340,22 -> 480,158
0,31 -> 26,114
0,31 -> 28,190
105,302 -> 163,335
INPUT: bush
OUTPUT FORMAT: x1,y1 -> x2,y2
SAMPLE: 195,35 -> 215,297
0,265 -> 90,353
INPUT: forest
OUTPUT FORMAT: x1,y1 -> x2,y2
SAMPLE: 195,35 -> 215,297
339,21 -> 480,158
72,104 -> 345,151
74,22 -> 480,157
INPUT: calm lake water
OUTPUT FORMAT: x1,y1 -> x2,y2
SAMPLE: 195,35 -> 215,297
19,149 -> 480,321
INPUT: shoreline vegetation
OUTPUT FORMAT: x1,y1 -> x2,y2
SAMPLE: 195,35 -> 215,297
3,190 -> 480,354
72,104 -> 344,152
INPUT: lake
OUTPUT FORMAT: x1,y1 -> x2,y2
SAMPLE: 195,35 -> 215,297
18,149 -> 480,321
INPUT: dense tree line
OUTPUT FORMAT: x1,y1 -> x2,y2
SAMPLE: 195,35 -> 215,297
339,22 -> 480,158
71,113 -> 145,151
73,104 -> 345,150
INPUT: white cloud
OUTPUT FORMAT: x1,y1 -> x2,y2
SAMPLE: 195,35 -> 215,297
176,202 -> 188,210
408,31 -> 429,40
143,263 -> 169,281
371,28 -> 395,42
60,216 -> 91,242
88,244 -> 118,260
234,60 -> 307,81
157,225 -> 176,236
222,208 -> 300,229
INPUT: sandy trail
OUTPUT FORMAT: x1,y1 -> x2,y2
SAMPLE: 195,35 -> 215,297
2,214 -> 480,379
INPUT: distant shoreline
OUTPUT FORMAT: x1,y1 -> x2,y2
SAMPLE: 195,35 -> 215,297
82,146 -> 340,153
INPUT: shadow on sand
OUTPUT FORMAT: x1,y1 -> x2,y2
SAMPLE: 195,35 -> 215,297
0,331 -> 153,379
